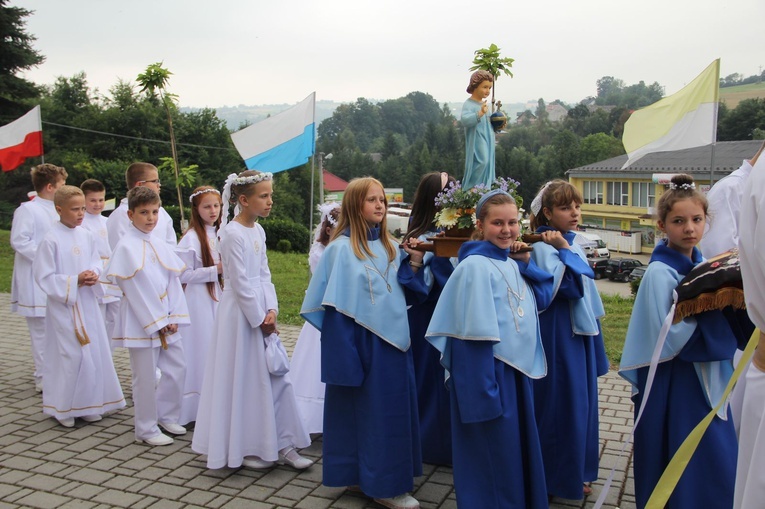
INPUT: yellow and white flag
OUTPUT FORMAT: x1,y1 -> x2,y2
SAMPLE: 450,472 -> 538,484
622,59 -> 719,168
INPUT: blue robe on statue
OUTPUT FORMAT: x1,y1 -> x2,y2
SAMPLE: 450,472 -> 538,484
461,98 -> 495,190
619,240 -> 744,509
530,227 -> 609,500
426,241 -> 554,508
398,232 -> 456,466
300,226 -> 422,499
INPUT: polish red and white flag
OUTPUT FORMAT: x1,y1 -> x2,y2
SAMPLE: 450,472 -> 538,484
0,106 -> 43,172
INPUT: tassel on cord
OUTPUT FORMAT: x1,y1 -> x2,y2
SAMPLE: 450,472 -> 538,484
158,329 -> 168,350
673,287 -> 746,323
72,305 -> 91,346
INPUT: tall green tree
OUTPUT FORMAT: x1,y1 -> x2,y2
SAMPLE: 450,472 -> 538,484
469,43 -> 515,109
136,63 -> 186,225
0,0 -> 44,116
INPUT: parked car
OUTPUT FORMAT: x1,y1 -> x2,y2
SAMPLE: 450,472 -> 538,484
628,265 -> 647,282
589,258 -> 609,280
575,232 -> 610,258
605,258 -> 644,282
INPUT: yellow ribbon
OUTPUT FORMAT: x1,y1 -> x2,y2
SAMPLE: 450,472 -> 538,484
646,328 -> 760,508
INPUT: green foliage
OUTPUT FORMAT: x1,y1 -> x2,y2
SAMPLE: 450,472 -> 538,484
630,277 -> 642,297
276,239 -> 292,253
595,76 -> 663,109
163,205 -> 191,237
267,251 -> 311,325
717,98 -> 765,141
469,43 -> 514,105
259,218 -> 310,253
0,0 -> 44,115
600,293 -> 634,366
0,229 -> 12,292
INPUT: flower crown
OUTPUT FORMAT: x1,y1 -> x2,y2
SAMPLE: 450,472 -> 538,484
232,172 -> 273,186
669,182 -> 696,190
318,201 -> 340,226
188,188 -> 221,202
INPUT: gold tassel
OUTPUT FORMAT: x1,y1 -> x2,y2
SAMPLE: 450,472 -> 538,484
159,329 -> 168,350
72,305 -> 91,346
673,287 -> 746,323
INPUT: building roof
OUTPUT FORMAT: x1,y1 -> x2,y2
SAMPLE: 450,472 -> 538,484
323,169 -> 349,191
568,140 -> 762,178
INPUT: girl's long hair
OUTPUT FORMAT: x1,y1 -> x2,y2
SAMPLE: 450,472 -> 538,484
403,171 -> 455,243
331,177 -> 396,262
182,185 -> 223,301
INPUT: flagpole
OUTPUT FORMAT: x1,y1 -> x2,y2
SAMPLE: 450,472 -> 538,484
309,153 -> 315,247
709,59 -> 721,187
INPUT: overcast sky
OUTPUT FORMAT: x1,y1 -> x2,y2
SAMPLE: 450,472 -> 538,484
14,0 -> 765,109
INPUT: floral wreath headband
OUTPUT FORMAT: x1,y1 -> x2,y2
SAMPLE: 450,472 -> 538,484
188,188 -> 221,203
669,182 -> 696,190
220,172 -> 274,227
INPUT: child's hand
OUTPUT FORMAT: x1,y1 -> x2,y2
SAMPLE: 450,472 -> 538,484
216,261 -> 223,275
541,230 -> 569,250
166,323 -> 178,334
77,270 -> 99,287
260,310 -> 277,335
509,242 -> 531,263
402,238 -> 425,265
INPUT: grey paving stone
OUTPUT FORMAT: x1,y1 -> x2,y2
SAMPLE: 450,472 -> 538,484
14,491 -> 72,508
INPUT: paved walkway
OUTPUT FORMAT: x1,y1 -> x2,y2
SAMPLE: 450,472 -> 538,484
0,292 -> 636,509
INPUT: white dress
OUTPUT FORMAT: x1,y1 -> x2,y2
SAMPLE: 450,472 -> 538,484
191,221 -> 310,468
34,223 -> 126,419
290,242 -> 326,433
176,225 -> 221,425
734,155 -> 765,509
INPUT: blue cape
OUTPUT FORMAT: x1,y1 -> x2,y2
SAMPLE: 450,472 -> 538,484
619,240 -> 733,417
300,226 -> 410,352
531,227 -> 604,335
426,241 -> 551,379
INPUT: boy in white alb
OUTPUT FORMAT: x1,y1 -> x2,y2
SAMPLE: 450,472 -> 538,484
80,179 -> 120,341
10,163 -> 68,392
106,187 -> 189,446
33,186 -> 126,427
106,162 -> 176,250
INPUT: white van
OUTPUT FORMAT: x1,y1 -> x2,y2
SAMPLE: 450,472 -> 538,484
575,232 -> 610,258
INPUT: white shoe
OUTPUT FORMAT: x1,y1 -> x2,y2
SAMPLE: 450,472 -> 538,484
57,417 -> 75,428
158,422 -> 186,435
140,433 -> 174,446
35,381 -> 43,393
277,447 -> 313,469
242,456 -> 275,469
81,414 -> 102,423
373,493 -> 420,509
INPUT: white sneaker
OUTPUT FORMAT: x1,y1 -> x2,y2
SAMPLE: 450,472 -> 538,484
242,456 -> 275,469
34,381 -> 43,393
373,493 -> 420,509
277,447 -> 313,469
158,422 -> 186,435
57,417 -> 75,428
81,414 -> 102,423
140,433 -> 174,446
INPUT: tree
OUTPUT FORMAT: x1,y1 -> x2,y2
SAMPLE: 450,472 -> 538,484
0,0 -> 44,115
469,43 -> 514,109
136,63 -> 186,225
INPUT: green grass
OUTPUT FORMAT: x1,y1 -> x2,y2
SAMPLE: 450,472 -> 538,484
600,294 -> 634,368
0,231 -> 633,365
0,230 -> 12,293
720,82 -> 765,94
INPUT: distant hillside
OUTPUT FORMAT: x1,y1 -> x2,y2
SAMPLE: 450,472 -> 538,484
720,82 -> 765,108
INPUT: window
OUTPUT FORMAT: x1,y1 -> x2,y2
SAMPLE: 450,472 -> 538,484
582,181 -> 603,205
607,181 -> 629,206
632,182 -> 656,208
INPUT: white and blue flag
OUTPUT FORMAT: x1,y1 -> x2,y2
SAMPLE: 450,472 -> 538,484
231,92 -> 315,173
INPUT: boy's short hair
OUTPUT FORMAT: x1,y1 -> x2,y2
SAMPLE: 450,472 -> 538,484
126,162 -> 158,189
127,186 -> 161,211
80,178 -> 105,195
54,185 -> 84,207
31,164 -> 68,193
